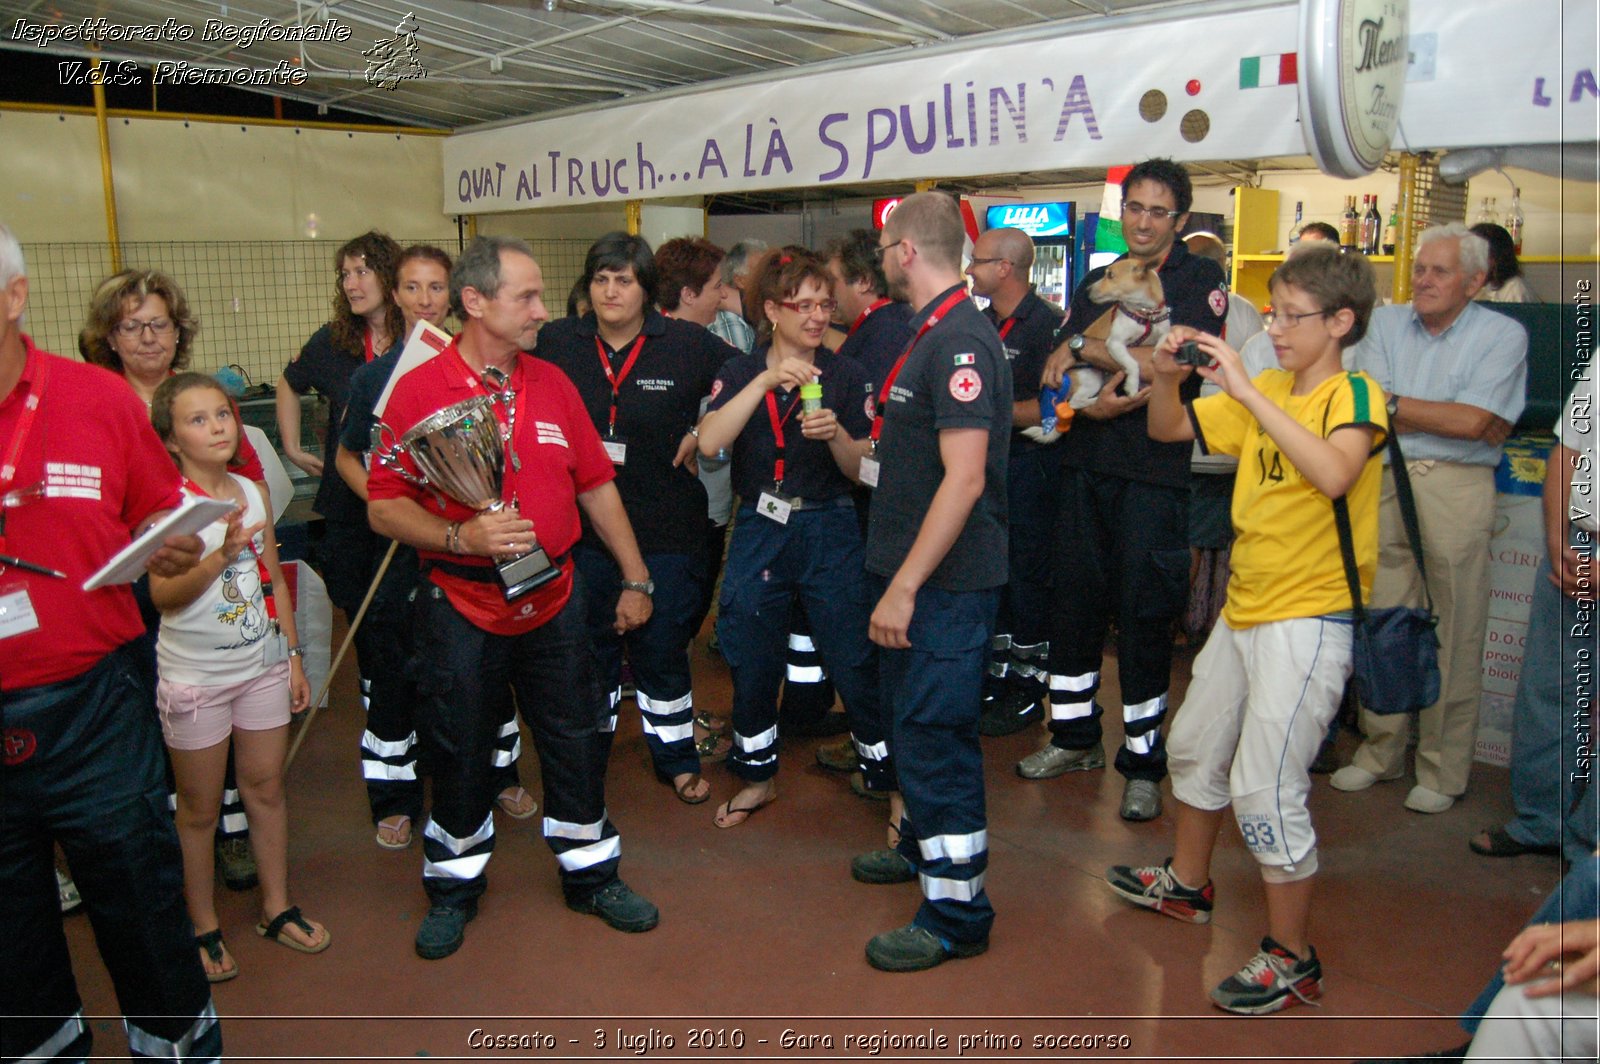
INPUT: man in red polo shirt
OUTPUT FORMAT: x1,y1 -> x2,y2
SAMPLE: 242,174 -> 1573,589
368,236 -> 660,959
0,222 -> 222,1061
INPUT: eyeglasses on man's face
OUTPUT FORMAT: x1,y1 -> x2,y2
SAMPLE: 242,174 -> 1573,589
1263,309 -> 1330,330
874,239 -> 903,261
1122,202 -> 1176,221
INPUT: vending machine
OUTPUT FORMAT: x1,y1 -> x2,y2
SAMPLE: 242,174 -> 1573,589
983,202 -> 1076,307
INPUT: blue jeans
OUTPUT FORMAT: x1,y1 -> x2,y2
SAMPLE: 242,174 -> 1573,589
1504,558 -> 1598,864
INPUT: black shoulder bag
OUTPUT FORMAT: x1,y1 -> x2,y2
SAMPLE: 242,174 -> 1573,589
1331,421 -> 1442,716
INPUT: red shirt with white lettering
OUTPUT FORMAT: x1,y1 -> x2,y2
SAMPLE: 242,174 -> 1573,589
367,342 -> 615,635
1,337 -> 184,690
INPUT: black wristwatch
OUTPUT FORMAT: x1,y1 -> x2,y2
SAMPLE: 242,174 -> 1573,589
1386,394 -> 1400,419
620,579 -> 655,596
1067,334 -> 1086,353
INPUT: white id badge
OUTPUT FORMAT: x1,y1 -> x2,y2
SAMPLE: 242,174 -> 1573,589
260,627 -> 289,667
858,456 -> 880,488
0,585 -> 41,640
603,437 -> 629,465
756,491 -> 793,525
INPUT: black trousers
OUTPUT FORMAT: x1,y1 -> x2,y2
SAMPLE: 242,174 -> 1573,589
411,581 -> 620,909
1,644 -> 221,1062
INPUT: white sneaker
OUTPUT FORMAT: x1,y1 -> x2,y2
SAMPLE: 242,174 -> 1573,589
1404,785 -> 1455,814
1328,764 -> 1400,792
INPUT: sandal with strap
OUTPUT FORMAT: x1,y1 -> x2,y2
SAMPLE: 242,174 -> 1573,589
495,786 -> 539,820
695,732 -> 733,764
375,815 -> 413,850
673,772 -> 712,805
195,929 -> 239,983
1469,826 -> 1559,858
256,905 -> 332,954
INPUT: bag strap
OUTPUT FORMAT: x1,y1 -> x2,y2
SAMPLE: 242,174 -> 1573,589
1384,428 -> 1434,613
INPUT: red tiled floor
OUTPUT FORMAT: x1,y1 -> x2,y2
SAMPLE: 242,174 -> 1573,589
63,626 -> 1559,1061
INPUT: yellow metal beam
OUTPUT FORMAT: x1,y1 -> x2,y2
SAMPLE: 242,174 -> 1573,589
90,60 -> 122,273
625,200 -> 642,236
1393,154 -> 1418,304
0,100 -> 446,136
914,179 -> 938,193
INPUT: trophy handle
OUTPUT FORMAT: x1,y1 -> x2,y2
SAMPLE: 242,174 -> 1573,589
373,420 -> 429,489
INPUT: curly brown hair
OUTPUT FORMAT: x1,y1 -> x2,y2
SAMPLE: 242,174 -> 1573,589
749,246 -> 832,345
78,269 -> 198,373
329,231 -> 404,359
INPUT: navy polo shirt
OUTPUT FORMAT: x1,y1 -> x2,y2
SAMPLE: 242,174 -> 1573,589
838,299 -> 916,393
536,309 -> 737,555
984,287 -> 1065,454
707,348 -> 873,504
866,284 -> 1011,592
1055,240 -> 1227,488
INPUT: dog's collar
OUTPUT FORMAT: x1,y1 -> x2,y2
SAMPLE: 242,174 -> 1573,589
1118,303 -> 1170,346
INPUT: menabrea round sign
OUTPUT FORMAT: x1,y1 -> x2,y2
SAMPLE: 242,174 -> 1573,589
1300,0 -> 1409,177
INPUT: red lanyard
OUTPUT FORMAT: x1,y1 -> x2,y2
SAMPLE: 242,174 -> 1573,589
848,298 -> 891,338
997,317 -> 1017,341
763,389 -> 804,488
185,476 -> 277,623
870,288 -> 970,445
595,335 -> 647,436
0,348 -> 48,554
364,329 -> 376,364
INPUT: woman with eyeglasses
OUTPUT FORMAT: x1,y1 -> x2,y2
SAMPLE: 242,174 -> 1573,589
696,247 -> 889,828
78,268 -> 269,897
534,232 -> 740,807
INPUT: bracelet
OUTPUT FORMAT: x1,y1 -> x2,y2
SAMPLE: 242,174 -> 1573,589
286,645 -> 305,659
688,424 -> 700,439
446,521 -> 462,553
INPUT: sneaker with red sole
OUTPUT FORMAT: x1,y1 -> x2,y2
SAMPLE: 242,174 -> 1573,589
1209,937 -> 1323,1014
1104,858 -> 1214,923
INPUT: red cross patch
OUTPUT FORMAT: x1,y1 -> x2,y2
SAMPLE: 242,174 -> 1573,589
3,728 -> 37,766
710,379 -> 724,401
1209,288 -> 1228,318
949,368 -> 982,402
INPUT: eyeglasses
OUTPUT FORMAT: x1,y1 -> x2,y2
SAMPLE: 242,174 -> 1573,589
779,299 -> 839,315
1264,309 -> 1330,329
874,240 -> 903,261
114,317 -> 176,338
1122,202 -> 1176,221
968,257 -> 1009,267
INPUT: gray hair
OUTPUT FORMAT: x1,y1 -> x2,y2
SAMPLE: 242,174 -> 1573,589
1417,223 -> 1490,278
0,223 -> 25,288
451,235 -> 535,317
720,239 -> 767,285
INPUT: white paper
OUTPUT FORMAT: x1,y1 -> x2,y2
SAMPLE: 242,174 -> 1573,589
82,496 -> 236,591
373,319 -> 453,423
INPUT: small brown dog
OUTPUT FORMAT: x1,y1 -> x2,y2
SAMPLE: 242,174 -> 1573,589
1084,258 -> 1170,397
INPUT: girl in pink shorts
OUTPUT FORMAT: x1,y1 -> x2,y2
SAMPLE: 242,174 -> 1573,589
149,373 -> 327,983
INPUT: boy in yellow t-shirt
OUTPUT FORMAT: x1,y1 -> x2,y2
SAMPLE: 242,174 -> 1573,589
1104,246 -> 1388,1015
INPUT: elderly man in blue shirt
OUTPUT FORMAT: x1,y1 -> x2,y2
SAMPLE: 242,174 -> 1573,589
1331,223 -> 1528,814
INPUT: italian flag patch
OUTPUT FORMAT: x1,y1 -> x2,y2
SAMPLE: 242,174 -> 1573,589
954,353 -> 975,366
1239,53 -> 1298,89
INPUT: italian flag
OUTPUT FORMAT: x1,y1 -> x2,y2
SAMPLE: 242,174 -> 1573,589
1239,52 -> 1298,89
1094,164 -> 1132,256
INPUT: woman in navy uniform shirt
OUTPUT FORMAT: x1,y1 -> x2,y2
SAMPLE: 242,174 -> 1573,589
697,248 -> 889,828
537,233 -> 738,805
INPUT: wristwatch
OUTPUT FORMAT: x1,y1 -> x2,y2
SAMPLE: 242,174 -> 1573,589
1066,334 -> 1086,353
1386,394 -> 1400,418
620,579 -> 655,596
286,645 -> 305,659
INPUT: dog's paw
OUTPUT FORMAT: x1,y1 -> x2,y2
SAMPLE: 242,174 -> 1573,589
1021,425 -> 1062,445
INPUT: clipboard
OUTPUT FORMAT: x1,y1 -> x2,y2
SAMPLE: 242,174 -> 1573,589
82,495 -> 236,591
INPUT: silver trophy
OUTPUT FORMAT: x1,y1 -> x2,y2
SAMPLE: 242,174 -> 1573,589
376,394 -> 559,601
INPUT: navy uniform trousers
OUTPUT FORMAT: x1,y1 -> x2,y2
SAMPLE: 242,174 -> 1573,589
1,643 -> 221,1062
411,577 -> 621,909
717,501 -> 892,790
875,578 -> 1000,946
1044,468 -> 1190,782
987,445 -> 1060,702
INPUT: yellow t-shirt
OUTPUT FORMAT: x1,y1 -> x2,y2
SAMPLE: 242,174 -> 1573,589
1191,369 -> 1388,628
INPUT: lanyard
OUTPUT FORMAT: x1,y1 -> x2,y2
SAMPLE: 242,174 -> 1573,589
848,298 -> 891,338
364,329 -> 376,364
0,348 -> 48,554
595,334 -> 647,436
185,476 -> 277,624
869,288 -> 970,445
997,317 -> 1017,341
763,389 -> 804,489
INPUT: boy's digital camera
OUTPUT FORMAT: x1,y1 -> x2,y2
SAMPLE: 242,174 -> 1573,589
1174,340 -> 1208,367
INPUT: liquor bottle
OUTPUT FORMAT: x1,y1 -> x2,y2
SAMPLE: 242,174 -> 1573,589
1382,202 -> 1398,255
1476,196 -> 1493,225
1288,200 -> 1305,247
1362,195 -> 1382,255
1504,189 -> 1524,254
1341,196 -> 1360,249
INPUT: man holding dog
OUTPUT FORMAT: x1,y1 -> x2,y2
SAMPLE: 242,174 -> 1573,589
965,226 -> 1064,737
1023,158 -> 1228,821
1331,223 -> 1528,814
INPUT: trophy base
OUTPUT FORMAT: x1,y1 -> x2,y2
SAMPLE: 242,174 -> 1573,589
497,547 -> 561,601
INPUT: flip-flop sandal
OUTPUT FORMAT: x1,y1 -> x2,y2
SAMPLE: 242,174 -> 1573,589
495,786 -> 539,820
673,772 -> 712,806
375,815 -> 413,850
196,929 -> 239,983
1469,826 -> 1559,858
256,906 -> 332,954
693,710 -> 729,734
713,792 -> 776,829
695,732 -> 733,765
